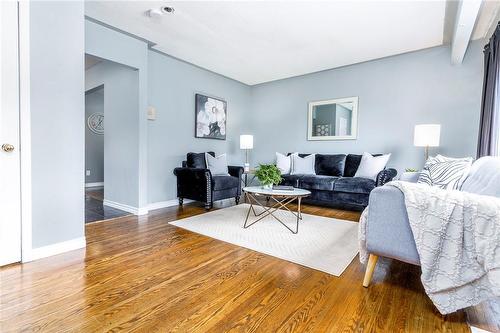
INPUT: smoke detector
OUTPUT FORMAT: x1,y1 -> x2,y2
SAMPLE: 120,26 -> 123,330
147,6 -> 174,18
161,6 -> 175,14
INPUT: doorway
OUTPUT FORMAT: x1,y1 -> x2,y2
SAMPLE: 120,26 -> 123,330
84,55 -> 135,223
84,85 -> 130,223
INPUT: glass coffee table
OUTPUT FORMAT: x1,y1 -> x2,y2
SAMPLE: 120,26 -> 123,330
242,186 -> 311,234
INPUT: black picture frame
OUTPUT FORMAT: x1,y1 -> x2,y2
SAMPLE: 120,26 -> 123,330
195,93 -> 227,140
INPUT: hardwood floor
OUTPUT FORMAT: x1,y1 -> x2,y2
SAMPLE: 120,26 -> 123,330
1,200 -> 497,332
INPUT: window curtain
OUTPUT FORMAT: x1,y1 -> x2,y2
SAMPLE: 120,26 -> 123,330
477,23 -> 500,157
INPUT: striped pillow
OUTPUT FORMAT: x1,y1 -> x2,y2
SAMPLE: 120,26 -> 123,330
418,155 -> 473,190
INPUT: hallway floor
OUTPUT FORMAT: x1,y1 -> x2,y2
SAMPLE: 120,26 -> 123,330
85,187 -> 131,223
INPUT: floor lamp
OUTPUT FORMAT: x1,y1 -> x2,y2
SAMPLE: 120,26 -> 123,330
414,124 -> 440,161
240,135 -> 253,173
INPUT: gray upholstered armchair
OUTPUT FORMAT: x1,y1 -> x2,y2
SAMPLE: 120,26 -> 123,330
362,157 -> 500,287
362,173 -> 420,287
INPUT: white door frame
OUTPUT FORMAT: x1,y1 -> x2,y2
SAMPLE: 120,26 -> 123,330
0,0 -> 21,265
19,1 -> 33,262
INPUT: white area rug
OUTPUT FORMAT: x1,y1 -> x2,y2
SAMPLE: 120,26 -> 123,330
170,204 -> 359,276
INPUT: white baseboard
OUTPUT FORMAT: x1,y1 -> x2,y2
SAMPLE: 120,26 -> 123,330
103,199 -> 148,216
148,199 -> 194,211
26,237 -> 86,262
85,182 -> 104,188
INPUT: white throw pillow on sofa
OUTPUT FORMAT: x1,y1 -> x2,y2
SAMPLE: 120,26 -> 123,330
276,152 -> 291,174
418,154 -> 473,190
205,153 -> 229,176
354,152 -> 391,181
291,153 -> 316,175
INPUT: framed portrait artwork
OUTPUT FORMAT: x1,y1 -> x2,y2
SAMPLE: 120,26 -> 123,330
195,93 -> 227,140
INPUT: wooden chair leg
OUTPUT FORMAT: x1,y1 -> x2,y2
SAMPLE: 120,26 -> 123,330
363,254 -> 379,287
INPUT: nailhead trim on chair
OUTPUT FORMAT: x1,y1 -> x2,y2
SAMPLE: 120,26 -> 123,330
205,170 -> 212,207
376,168 -> 397,187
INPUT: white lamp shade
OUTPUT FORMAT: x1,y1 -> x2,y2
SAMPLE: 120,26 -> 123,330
240,135 -> 254,149
414,124 -> 441,147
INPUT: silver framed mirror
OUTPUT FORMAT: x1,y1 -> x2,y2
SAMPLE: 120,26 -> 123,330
307,96 -> 358,141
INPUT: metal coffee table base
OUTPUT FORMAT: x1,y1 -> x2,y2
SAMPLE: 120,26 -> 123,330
243,192 -> 303,234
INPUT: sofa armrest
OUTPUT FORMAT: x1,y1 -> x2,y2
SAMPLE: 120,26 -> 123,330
228,165 -> 244,179
173,167 -> 212,200
375,168 -> 397,187
366,186 -> 420,265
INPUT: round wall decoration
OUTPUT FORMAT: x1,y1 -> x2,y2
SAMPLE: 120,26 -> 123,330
87,112 -> 104,135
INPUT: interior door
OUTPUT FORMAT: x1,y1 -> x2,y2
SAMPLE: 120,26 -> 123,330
0,1 -> 21,266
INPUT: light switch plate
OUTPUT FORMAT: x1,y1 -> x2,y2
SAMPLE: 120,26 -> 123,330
148,106 -> 156,120
86,170 -> 91,176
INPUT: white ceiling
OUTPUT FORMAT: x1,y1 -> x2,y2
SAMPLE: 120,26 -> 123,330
85,1 -> 497,85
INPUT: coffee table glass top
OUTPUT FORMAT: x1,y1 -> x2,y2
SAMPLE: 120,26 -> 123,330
243,186 -> 311,197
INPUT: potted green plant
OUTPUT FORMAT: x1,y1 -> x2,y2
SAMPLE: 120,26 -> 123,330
255,164 -> 282,189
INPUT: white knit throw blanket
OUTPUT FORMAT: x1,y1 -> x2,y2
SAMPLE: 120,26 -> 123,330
359,181 -> 500,314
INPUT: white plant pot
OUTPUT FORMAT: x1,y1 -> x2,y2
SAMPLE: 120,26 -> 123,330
261,183 -> 273,190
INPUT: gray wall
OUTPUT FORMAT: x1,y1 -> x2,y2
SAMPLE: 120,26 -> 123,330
147,50 -> 252,203
86,61 -> 140,207
85,87 -> 104,184
30,1 -> 84,248
248,40 -> 484,173
85,19 -> 149,209
86,19 -> 484,206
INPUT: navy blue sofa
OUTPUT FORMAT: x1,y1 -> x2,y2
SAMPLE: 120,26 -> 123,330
280,153 -> 397,211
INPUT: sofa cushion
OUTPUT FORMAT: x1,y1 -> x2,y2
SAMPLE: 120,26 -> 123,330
344,153 -> 382,177
187,152 -> 215,168
354,152 -> 391,181
280,174 -> 303,187
460,156 -> 500,197
334,177 -> 376,194
206,153 -> 229,175
418,154 -> 473,190
299,175 -> 338,191
291,153 -> 316,175
315,154 -> 346,176
212,175 -> 239,191
276,152 -> 292,174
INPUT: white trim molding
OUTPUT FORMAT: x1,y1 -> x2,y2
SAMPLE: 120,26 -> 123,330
26,237 -> 86,262
103,199 -> 148,216
85,182 -> 104,188
19,1 -> 33,263
451,0 -> 482,65
148,199 -> 194,211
